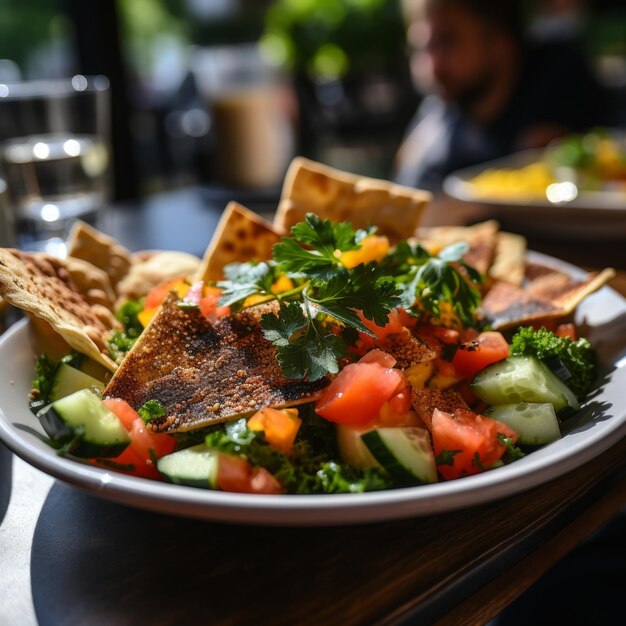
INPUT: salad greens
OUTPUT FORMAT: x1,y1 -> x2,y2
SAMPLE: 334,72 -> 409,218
108,297 -> 144,363
510,327 -> 595,399
205,413 -> 392,494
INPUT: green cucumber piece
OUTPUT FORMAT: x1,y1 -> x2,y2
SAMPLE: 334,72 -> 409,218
48,362 -> 105,402
38,389 -> 130,458
472,356 -> 580,413
486,403 -> 561,446
157,444 -> 218,488
336,424 -> 380,469
362,428 -> 438,486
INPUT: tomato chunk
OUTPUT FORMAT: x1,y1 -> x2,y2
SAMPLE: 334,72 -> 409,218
357,307 -> 416,340
431,408 -> 518,480
451,331 -> 509,379
556,323 -> 577,341
103,398 -> 140,430
104,398 -> 176,479
316,359 -> 406,425
216,454 -> 284,494
144,276 -> 187,309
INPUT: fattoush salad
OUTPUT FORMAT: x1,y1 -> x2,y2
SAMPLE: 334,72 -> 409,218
0,158 -> 614,495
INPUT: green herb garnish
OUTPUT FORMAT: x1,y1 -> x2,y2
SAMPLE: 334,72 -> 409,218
107,297 -> 145,363
509,326 -> 595,399
497,432 -> 526,463
435,449 -> 462,466
138,399 -> 166,423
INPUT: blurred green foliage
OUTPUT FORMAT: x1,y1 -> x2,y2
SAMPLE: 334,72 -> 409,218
0,0 -> 69,70
117,0 -> 189,75
261,0 -> 407,79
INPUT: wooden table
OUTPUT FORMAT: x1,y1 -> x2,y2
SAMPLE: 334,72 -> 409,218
1,187 -> 625,626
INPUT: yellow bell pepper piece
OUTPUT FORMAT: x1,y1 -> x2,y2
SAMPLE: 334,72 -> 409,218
340,235 -> 390,268
247,407 -> 301,451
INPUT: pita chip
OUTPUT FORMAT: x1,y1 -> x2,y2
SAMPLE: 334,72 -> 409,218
104,298 -> 326,433
67,220 -> 132,288
489,231 -> 527,286
195,201 -> 283,283
0,249 -> 119,371
62,256 -> 117,310
117,250 -> 201,301
417,220 -> 500,276
274,157 -> 431,243
479,268 -> 615,329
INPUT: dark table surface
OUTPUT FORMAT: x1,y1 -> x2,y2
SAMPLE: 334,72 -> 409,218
1,186 -> 626,626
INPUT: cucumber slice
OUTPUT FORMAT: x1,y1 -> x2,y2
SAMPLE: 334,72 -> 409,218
336,424 -> 380,469
48,362 -> 105,402
38,389 -> 130,458
157,444 -> 218,488
472,356 -> 580,413
486,403 -> 561,446
362,428 -> 437,486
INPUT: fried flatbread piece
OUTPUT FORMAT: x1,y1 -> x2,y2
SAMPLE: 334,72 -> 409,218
104,298 -> 327,432
489,231 -> 527,286
0,249 -> 118,371
377,328 -> 437,369
480,268 -> 615,329
195,201 -> 283,283
117,250 -> 200,301
62,256 -> 117,310
417,220 -> 500,276
67,220 -> 132,288
410,387 -> 469,430
274,157 -> 431,244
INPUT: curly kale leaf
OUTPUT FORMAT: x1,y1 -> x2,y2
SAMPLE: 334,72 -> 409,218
510,327 -> 596,399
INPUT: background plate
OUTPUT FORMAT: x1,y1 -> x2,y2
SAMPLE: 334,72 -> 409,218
443,151 -> 626,240
1,252 -> 625,526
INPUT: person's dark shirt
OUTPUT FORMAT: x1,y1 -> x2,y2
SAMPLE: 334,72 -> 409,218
394,40 -> 613,191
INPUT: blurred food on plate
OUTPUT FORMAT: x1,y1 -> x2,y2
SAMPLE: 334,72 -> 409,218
467,130 -> 626,201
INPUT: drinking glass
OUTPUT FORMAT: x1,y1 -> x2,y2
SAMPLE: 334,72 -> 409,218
192,45 -> 294,189
0,75 -> 110,254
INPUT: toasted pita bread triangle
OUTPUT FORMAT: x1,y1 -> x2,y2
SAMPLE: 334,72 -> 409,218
489,231 -> 527,286
67,220 -> 132,288
104,297 -> 326,432
417,220 -> 500,276
480,268 -> 615,329
195,201 -> 283,283
0,249 -> 118,371
274,157 -> 431,243
117,250 -> 201,301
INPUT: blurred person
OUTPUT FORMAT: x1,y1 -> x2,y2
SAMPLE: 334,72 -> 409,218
394,0 -> 612,191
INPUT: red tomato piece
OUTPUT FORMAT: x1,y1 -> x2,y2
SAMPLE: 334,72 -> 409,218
431,408 -> 518,481
451,331 -> 509,379
358,349 -> 397,368
357,307 -> 416,340
216,453 -> 284,494
104,398 -> 176,479
199,293 -> 230,320
422,324 -> 460,344
102,398 -> 140,430
316,362 -> 405,425
144,276 -> 186,309
556,323 -> 577,341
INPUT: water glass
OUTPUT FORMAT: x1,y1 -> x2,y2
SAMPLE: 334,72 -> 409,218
0,75 -> 110,254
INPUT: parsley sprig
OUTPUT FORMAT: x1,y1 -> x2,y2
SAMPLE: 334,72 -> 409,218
216,213 -> 482,381
217,214 -> 401,381
381,241 -> 483,329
